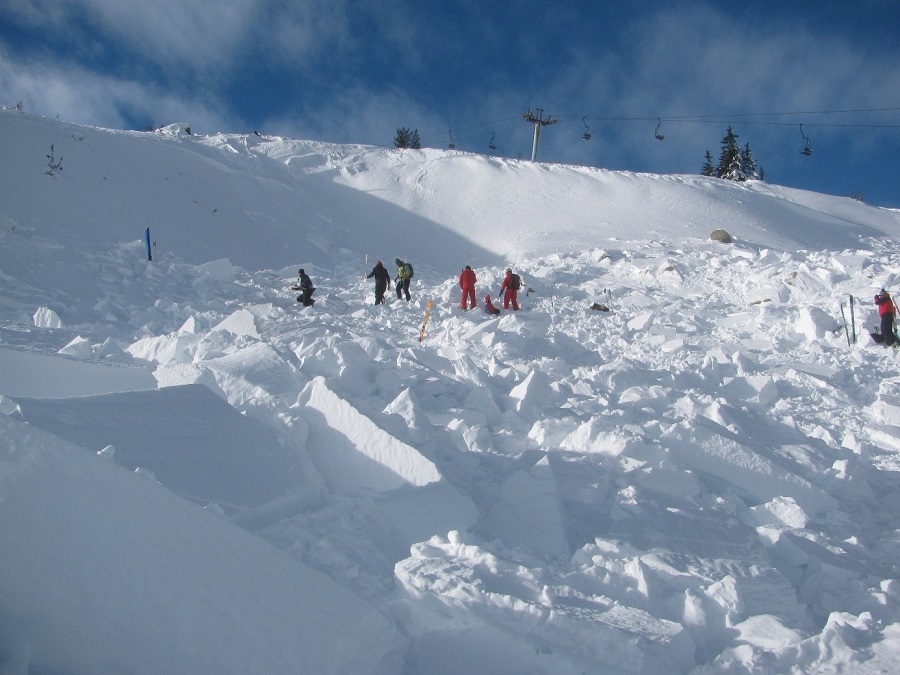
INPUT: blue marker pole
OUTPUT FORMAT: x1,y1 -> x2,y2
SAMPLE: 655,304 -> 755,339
145,227 -> 152,261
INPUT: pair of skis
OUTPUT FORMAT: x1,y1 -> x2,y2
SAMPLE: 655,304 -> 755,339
840,296 -> 857,346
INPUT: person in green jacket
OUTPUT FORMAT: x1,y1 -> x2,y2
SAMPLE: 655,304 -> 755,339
395,258 -> 413,302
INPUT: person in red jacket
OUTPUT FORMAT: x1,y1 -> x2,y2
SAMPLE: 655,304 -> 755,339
499,268 -> 520,310
483,294 -> 500,315
875,287 -> 896,346
459,265 -> 477,310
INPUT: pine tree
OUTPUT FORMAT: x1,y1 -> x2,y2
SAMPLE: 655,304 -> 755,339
701,150 -> 715,177
740,142 -> 758,180
717,126 -> 744,181
409,129 -> 421,150
393,127 -> 411,148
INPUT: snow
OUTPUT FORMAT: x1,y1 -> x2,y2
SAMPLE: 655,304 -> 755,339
1,106 -> 900,673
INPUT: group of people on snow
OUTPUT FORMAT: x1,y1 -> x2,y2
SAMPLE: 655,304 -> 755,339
294,261 -> 523,315
295,267 -> 900,350
458,266 -> 522,314
365,258 -> 414,305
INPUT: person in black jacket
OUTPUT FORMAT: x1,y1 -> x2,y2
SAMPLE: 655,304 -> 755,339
292,268 -> 315,307
366,261 -> 392,305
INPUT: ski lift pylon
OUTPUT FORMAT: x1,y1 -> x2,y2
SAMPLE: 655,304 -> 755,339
581,117 -> 591,141
654,118 -> 665,141
448,131 -> 456,150
488,132 -> 497,151
799,124 -> 812,155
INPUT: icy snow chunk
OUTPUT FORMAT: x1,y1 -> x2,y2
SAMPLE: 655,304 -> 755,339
0,394 -> 21,416
212,308 -> 260,339
396,532 -> 693,673
96,445 -> 115,460
560,417 -> 629,456
59,335 -> 93,357
627,312 -> 654,331
508,369 -> 553,416
383,387 -> 430,441
295,376 -> 440,494
747,496 -> 809,529
0,416 -> 399,672
660,337 -> 684,352
872,378 -> 900,428
723,374 -> 780,406
152,362 -> 227,399
0,346 -> 156,397
662,416 -> 837,515
134,466 -> 159,482
33,306 -> 63,328
178,315 -> 198,334
476,455 -> 568,558
194,257 -> 235,283
796,306 -> 840,340
16,384 -> 300,507
733,614 -> 804,649
633,463 -> 702,501
127,332 -> 201,364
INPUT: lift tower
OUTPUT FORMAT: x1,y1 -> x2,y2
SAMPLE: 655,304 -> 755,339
522,108 -> 557,161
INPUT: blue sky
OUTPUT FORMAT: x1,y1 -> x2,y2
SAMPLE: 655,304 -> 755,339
1,0 -> 898,206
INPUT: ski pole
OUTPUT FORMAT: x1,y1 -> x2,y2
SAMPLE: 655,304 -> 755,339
850,295 -> 856,344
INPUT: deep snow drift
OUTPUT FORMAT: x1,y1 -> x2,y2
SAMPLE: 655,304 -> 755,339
1,109 -> 900,673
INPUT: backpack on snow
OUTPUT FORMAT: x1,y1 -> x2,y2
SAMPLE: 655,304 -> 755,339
509,273 -> 521,290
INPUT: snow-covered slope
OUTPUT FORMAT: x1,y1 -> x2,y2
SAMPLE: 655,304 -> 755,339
1,108 -> 900,673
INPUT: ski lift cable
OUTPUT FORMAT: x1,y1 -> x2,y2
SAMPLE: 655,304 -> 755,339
429,105 -> 900,142
418,116 -> 524,143
409,105 -> 898,151
562,106 -> 900,123
556,115 -> 900,129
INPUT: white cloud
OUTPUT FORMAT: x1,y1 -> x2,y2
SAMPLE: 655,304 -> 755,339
4,0 -> 257,73
0,48 -> 231,132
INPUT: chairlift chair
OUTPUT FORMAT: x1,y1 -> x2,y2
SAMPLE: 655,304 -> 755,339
488,132 -> 497,151
448,131 -> 456,150
800,124 -> 812,155
654,118 -> 665,141
581,117 -> 591,141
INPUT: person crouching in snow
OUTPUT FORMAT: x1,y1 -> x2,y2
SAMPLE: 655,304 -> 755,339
499,268 -> 520,310
459,265 -> 477,310
875,287 -> 896,346
292,268 -> 315,307
483,294 -> 500,315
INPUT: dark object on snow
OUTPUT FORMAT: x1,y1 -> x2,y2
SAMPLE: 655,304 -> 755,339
591,303 -> 609,311
367,261 -> 392,304
394,258 -> 413,301
483,294 -> 500,315
292,269 -> 316,306
875,289 -> 896,346
710,229 -> 732,243
870,331 -> 898,347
